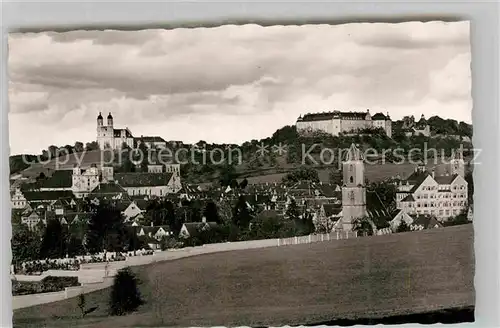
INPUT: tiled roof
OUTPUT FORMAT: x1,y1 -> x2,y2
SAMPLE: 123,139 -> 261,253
322,203 -> 342,217
23,190 -> 75,201
39,170 -> 73,189
371,113 -> 387,121
434,174 -> 458,185
298,111 -> 369,122
114,172 -> 173,187
139,136 -> 166,143
90,182 -> 129,196
401,194 -> 415,202
113,129 -> 133,138
410,215 -> 442,229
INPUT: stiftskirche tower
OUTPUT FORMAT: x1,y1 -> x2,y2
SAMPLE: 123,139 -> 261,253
341,143 -> 367,232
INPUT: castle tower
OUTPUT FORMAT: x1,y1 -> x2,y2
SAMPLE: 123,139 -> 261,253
341,143 -> 367,232
107,112 -> 114,127
450,147 -> 465,177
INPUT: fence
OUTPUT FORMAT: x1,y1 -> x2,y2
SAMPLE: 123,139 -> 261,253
13,231 -> 357,310
278,231 -> 358,246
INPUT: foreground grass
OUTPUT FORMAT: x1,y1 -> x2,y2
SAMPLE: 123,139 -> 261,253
14,224 -> 474,327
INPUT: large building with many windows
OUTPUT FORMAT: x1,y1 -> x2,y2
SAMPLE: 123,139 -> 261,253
296,110 -> 392,137
395,151 -> 468,221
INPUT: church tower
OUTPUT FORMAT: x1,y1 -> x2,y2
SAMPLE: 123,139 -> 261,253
450,147 -> 465,177
97,112 -> 103,127
107,112 -> 114,127
341,143 -> 367,232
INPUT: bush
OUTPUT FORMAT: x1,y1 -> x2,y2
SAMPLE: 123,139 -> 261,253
12,276 -> 80,296
109,267 -> 143,316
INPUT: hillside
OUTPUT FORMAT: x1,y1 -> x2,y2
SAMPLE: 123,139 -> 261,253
14,224 -> 474,327
10,116 -> 474,185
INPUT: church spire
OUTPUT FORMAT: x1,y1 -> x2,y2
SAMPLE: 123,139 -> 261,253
344,143 -> 363,162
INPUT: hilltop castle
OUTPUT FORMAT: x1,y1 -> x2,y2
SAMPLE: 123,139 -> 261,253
296,110 -> 392,138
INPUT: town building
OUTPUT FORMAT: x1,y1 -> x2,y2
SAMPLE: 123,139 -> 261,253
296,110 -> 392,137
395,150 -> 468,221
402,114 -> 431,137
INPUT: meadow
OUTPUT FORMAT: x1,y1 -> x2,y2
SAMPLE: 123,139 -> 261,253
14,224 -> 474,327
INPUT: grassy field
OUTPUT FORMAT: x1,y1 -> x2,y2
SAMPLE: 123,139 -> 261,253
14,224 -> 474,328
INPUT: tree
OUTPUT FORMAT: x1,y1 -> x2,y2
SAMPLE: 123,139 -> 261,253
353,217 -> 374,236
86,203 -> 127,253
67,235 -> 85,257
239,178 -> 249,189
11,224 -> 41,264
219,164 -> 237,187
109,267 -> 143,316
39,219 -> 66,259
396,220 -> 411,233
48,145 -> 58,158
203,201 -> 221,224
77,293 -> 86,318
285,199 -> 300,220
85,141 -> 99,151
328,169 -> 342,185
232,195 -> 254,229
74,141 -> 84,153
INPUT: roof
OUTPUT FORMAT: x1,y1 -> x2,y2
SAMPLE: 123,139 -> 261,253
401,194 -> 415,202
23,190 -> 75,201
410,215 -> 442,229
139,136 -> 167,143
434,174 -> 458,185
344,143 -> 363,162
107,112 -> 113,119
322,203 -> 342,217
371,113 -> 387,121
97,112 -> 103,120
114,172 -> 173,187
114,129 -> 133,138
39,170 -> 73,189
90,182 -> 129,196
181,222 -> 218,236
298,111 -> 369,122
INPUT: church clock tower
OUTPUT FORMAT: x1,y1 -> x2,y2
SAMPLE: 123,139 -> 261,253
341,143 -> 367,232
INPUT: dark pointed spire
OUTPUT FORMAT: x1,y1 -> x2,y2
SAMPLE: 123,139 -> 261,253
107,112 -> 113,119
345,143 -> 363,162
97,112 -> 103,120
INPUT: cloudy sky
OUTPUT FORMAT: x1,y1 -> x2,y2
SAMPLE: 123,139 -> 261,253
8,21 -> 471,155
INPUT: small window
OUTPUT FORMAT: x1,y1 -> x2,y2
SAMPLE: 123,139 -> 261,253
349,176 -> 354,183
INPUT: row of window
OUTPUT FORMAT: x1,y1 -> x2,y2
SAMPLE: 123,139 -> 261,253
405,201 -> 466,208
416,193 -> 466,199
422,185 -> 465,191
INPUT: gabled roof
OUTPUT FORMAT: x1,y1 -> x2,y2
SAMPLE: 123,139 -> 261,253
434,174 -> 458,185
322,203 -> 342,217
410,215 -> 442,229
401,194 -> 415,202
38,170 -> 73,189
140,136 -> 166,143
23,190 -> 75,201
90,182 -> 129,196
114,172 -> 173,187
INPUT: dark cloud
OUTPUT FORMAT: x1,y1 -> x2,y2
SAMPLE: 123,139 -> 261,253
8,22 -> 472,154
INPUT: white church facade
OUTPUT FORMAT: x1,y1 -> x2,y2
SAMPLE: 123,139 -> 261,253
96,112 -> 135,150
